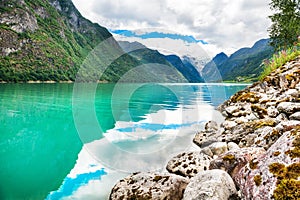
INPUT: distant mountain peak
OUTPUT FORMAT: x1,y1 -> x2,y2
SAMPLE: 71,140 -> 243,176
202,39 -> 274,82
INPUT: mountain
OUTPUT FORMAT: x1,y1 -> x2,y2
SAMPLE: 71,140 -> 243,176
165,55 -> 204,83
118,41 -> 204,82
201,52 -> 228,82
0,0 -> 142,82
202,39 -> 274,82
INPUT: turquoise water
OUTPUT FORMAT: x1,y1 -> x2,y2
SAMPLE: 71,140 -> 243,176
0,83 -> 247,200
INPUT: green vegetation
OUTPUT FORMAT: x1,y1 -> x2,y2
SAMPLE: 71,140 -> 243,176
259,43 -> 300,80
269,0 -> 300,50
0,0 -> 140,82
258,0 -> 300,80
202,39 -> 274,82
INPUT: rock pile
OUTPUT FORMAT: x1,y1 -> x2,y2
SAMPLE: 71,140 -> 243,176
110,57 -> 300,199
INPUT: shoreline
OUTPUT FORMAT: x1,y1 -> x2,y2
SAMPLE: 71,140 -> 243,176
0,81 -> 252,85
109,56 -> 300,200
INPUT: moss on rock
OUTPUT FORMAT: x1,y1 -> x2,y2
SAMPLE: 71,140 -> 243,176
269,162 -> 300,200
253,175 -> 262,186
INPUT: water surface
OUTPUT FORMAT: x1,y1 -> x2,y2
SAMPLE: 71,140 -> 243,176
0,83 -> 248,199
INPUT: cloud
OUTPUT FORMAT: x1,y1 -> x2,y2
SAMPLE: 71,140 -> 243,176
72,0 -> 272,54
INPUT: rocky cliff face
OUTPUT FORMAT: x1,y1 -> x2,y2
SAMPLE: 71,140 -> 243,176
0,0 -> 138,82
110,56 -> 300,199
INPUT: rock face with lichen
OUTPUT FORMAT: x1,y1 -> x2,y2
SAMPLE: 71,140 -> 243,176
235,127 -> 300,199
201,56 -> 300,199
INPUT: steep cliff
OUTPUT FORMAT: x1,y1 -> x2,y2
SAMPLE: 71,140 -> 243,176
0,0 -> 139,82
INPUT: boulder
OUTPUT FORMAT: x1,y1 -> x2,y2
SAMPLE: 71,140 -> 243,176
290,112 -> 300,120
166,152 -> 212,178
209,147 -> 266,183
208,142 -> 228,156
235,126 -> 300,200
221,120 -> 237,130
277,102 -> 300,115
253,126 -> 280,150
193,129 -> 221,148
193,121 -> 223,148
183,169 -> 238,200
205,120 -> 219,131
110,172 -> 189,200
238,134 -> 257,148
227,142 -> 240,150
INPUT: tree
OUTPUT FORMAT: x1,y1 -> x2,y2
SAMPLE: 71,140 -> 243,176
268,0 -> 300,50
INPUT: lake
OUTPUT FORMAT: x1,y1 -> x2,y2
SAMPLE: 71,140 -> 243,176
0,83 -> 248,200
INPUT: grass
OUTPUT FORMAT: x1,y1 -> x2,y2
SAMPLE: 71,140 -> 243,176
259,42 -> 300,80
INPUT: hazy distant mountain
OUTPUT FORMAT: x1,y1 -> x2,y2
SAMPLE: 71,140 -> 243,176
165,55 -> 204,83
202,39 -> 274,82
201,52 -> 228,82
118,41 -> 204,83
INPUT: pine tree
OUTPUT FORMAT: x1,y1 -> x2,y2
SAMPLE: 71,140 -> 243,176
268,0 -> 300,50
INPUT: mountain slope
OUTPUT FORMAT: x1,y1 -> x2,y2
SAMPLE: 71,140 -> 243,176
201,52 -> 228,82
0,0 -> 139,82
202,39 -> 274,82
118,41 -> 204,82
165,55 -> 204,83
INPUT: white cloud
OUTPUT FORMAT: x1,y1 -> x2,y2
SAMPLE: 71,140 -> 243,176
72,0 -> 272,54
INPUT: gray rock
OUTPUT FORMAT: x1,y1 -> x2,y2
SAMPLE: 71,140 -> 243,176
296,82 -> 300,90
0,8 -> 38,33
290,112 -> 300,120
221,120 -> 237,130
267,106 -> 279,118
253,126 -> 280,149
205,120 -> 219,131
236,126 -> 300,200
209,147 -> 266,183
225,106 -> 240,115
183,169 -> 237,200
110,172 -> 189,200
166,152 -> 212,178
285,89 -> 299,97
227,142 -> 240,150
276,120 -> 300,132
275,113 -> 289,123
200,147 -> 214,157
238,134 -> 257,148
193,130 -> 221,148
209,142 -> 228,156
277,102 -> 300,114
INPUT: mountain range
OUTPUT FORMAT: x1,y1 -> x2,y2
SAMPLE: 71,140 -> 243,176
0,0 -> 274,83
0,0 -> 184,83
118,41 -> 204,83
202,39 -> 274,82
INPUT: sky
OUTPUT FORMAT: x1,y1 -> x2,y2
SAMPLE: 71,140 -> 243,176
72,0 -> 273,56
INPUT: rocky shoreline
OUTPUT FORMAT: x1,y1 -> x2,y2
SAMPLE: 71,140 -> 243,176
109,57 -> 300,200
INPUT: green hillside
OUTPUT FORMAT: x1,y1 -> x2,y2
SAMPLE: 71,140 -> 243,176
0,0 -> 139,82
202,39 -> 274,82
